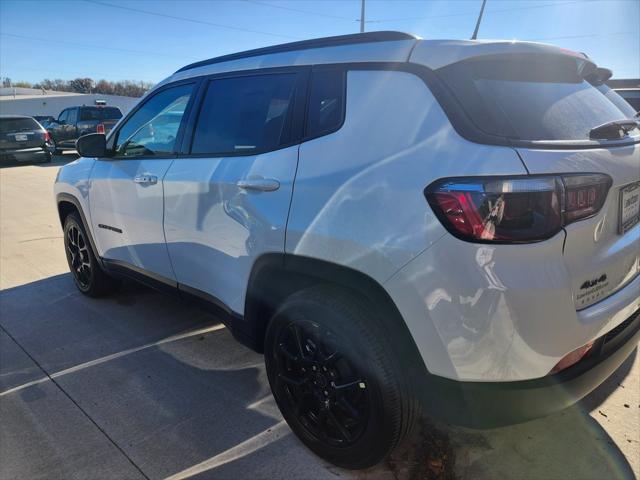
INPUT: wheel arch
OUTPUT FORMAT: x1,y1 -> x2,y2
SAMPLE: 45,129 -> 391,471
244,253 -> 430,377
56,192 -> 102,267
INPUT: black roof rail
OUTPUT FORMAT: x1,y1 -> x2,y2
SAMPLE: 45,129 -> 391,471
175,31 -> 419,73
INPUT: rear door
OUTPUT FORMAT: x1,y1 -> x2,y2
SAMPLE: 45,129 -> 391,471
89,81 -> 197,282
65,107 -> 78,141
49,109 -> 68,143
436,52 -> 640,310
163,69 -> 308,313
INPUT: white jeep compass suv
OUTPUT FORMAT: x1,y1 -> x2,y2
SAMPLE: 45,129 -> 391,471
54,32 -> 640,469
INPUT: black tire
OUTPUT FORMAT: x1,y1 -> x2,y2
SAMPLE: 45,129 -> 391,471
50,138 -> 61,155
265,285 -> 419,469
63,212 -> 116,297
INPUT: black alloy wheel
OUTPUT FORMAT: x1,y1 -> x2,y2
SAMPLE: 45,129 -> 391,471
265,285 -> 419,469
63,212 -> 116,296
66,223 -> 92,291
274,319 -> 370,447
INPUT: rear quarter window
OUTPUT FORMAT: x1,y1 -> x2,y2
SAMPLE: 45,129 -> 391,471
305,69 -> 345,138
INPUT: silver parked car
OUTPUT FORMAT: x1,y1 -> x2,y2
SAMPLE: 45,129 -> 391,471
54,32 -> 640,469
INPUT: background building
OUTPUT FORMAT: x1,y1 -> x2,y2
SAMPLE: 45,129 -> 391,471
0,87 -> 140,118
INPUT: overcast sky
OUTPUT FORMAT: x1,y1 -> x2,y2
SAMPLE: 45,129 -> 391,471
1,0 -> 638,84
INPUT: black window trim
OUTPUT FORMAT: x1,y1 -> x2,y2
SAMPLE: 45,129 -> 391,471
178,66 -> 312,159
104,77 -> 201,161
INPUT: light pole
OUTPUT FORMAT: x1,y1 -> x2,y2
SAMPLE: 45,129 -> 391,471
360,0 -> 365,33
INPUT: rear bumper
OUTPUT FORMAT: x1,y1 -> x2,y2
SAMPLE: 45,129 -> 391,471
0,147 -> 48,163
420,308 -> 639,428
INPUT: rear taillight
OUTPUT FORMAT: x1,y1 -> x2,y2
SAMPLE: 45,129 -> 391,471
563,174 -> 611,223
96,123 -> 105,134
425,174 -> 612,243
43,131 -> 51,143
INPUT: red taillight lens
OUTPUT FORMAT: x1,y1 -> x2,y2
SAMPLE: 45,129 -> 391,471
426,174 -> 611,243
563,174 -> 612,223
43,131 -> 51,142
96,124 -> 105,134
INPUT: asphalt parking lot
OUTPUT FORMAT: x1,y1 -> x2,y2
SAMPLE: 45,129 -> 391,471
1,156 -> 638,480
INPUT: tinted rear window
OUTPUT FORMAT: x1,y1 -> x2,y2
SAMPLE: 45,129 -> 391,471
80,107 -> 122,121
437,54 -> 637,142
0,118 -> 40,133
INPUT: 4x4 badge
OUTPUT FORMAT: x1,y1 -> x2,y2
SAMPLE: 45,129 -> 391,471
580,274 -> 607,290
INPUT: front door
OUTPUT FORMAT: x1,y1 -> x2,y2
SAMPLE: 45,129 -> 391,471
163,70 -> 307,313
89,82 -> 197,282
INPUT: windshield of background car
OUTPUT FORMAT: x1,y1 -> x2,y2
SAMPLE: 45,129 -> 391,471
0,118 -> 40,133
436,53 -> 639,142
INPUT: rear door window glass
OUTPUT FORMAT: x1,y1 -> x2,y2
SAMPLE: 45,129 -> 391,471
114,83 -> 194,157
306,69 -> 345,138
437,54 -> 637,142
191,73 -> 298,155
67,108 -> 78,124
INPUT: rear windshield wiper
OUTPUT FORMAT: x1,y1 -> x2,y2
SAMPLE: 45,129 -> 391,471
589,119 -> 639,140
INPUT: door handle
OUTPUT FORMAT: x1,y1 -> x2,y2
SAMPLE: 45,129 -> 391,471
133,174 -> 158,185
236,178 -> 280,192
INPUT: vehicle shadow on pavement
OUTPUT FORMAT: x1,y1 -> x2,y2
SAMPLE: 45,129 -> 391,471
437,349 -> 637,480
0,273 -> 363,480
0,273 -> 637,480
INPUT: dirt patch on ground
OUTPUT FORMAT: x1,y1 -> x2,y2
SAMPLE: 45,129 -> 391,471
387,418 -> 456,480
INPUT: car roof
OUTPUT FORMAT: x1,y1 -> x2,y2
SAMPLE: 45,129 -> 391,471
176,31 -> 417,73
0,114 -> 37,119
158,31 -> 598,89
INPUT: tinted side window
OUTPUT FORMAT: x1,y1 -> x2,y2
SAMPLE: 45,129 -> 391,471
191,73 -> 298,155
114,83 -> 193,158
58,110 -> 68,123
67,108 -> 78,124
306,69 -> 345,138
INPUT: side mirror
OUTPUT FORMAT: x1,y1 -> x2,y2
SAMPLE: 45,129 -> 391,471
76,133 -> 107,158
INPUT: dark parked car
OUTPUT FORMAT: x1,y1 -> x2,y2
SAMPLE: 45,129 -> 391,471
0,115 -> 53,164
615,88 -> 640,112
47,106 -> 122,152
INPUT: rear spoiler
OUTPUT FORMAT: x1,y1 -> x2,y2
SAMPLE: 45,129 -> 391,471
410,39 -> 597,71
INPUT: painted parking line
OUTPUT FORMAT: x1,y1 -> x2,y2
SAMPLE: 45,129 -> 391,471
0,324 -> 226,397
